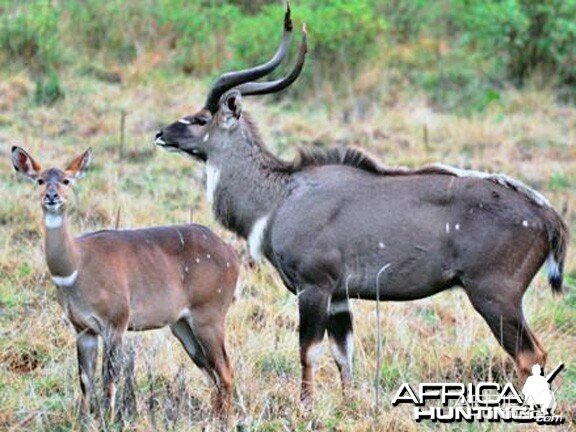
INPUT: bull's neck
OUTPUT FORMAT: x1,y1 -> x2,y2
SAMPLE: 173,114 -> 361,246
208,129 -> 292,239
43,211 -> 78,277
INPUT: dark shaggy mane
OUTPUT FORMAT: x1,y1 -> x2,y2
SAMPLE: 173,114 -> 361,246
291,147 -> 454,177
240,115 -> 550,209
289,147 -> 552,208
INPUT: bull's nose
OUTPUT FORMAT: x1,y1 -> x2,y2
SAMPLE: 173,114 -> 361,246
155,130 -> 163,139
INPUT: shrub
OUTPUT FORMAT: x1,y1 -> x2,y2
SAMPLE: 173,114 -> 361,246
0,0 -> 61,71
34,69 -> 64,105
1,0 -> 575,112
452,0 -> 576,87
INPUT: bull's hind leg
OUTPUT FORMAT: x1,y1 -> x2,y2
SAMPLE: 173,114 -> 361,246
465,280 -> 547,383
327,298 -> 354,393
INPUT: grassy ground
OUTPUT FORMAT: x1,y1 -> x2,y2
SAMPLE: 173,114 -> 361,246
0,66 -> 574,431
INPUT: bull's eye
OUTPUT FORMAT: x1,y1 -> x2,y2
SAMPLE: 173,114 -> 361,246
62,179 -> 70,186
196,117 -> 208,126
37,178 -> 45,186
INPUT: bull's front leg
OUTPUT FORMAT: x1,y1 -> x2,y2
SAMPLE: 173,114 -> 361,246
298,285 -> 331,405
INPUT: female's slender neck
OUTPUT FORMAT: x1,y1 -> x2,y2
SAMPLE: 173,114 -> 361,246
43,211 -> 78,277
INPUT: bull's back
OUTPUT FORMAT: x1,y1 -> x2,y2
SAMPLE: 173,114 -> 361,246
272,167 -> 550,300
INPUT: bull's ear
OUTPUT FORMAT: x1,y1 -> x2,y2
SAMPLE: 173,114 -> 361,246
11,146 -> 41,180
217,90 -> 242,130
65,148 -> 92,181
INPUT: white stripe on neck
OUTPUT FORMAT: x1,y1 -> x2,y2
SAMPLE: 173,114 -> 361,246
248,215 -> 269,261
205,162 -> 220,205
45,214 -> 63,229
52,270 -> 78,288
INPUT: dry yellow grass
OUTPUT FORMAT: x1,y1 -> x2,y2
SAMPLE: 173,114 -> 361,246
0,68 -> 574,431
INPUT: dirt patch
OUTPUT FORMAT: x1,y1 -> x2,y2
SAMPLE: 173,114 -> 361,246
1,348 -> 46,374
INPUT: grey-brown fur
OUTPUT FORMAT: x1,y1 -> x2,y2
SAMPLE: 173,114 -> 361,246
155,8 -> 569,404
158,103 -> 568,401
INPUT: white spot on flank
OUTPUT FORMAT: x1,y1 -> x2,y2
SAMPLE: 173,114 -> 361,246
45,214 -> 63,229
226,262 -> 230,268
455,223 -> 460,231
184,266 -> 189,272
195,258 -> 200,263
445,223 -> 450,234
178,118 -> 191,125
522,220 -> 529,227
205,162 -> 220,205
203,133 -> 210,142
217,288 -> 222,294
52,270 -> 78,288
206,254 -> 211,259
248,215 -> 269,261
378,242 -> 385,249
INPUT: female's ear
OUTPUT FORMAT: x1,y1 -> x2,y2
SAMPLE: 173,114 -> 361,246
11,146 -> 41,180
65,148 -> 93,181
217,90 -> 242,129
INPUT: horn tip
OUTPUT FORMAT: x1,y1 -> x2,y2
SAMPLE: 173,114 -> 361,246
284,2 -> 293,32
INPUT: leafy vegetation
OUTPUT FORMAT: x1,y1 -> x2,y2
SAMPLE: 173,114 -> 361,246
0,1 -> 574,431
1,0 -> 575,111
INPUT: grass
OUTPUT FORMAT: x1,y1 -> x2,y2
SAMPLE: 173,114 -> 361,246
0,65 -> 574,431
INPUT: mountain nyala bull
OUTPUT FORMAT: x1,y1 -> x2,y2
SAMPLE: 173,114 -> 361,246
11,147 -> 239,422
155,5 -> 569,403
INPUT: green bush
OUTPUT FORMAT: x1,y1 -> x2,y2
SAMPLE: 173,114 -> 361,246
0,0 -> 60,71
452,0 -> 576,87
62,0 -> 143,62
1,0 -> 575,112
157,1 -> 242,74
34,69 -> 64,105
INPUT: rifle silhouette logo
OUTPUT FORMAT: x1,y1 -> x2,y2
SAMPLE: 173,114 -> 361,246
521,363 -> 564,415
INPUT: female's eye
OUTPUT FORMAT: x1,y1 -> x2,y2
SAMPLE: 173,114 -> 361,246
62,179 -> 70,186
37,179 -> 44,186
